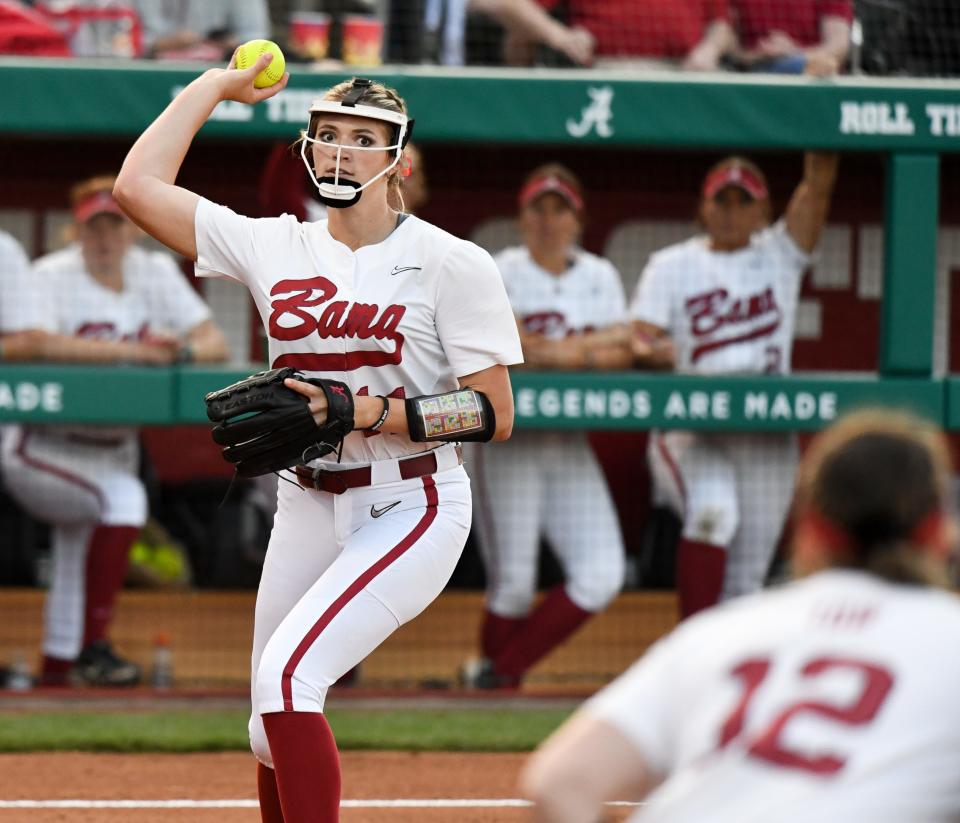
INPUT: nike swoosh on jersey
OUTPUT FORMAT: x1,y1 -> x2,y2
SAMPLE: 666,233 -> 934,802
370,501 -> 401,518
390,265 -> 422,276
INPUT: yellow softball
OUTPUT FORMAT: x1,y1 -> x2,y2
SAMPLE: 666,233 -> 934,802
235,39 -> 286,88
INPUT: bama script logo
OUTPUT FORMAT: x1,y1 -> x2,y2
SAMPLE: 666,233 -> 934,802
268,275 -> 407,371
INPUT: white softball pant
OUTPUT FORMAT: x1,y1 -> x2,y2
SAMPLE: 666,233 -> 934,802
648,430 -> 798,599
469,431 -> 626,617
0,425 -> 147,659
249,447 -> 470,767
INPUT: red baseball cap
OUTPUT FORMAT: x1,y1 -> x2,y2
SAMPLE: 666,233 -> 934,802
702,163 -> 769,201
518,173 -> 584,213
73,189 -> 125,223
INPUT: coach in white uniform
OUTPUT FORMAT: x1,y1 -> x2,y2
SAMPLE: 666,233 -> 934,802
631,150 -> 838,618
467,164 -> 630,689
523,409 -> 960,823
1,176 -> 229,687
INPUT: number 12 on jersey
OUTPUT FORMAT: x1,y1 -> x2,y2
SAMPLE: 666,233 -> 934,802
717,655 -> 894,776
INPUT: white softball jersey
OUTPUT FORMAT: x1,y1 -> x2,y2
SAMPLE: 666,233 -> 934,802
194,198 -> 524,464
33,243 -> 211,339
630,220 -> 812,375
192,202 -> 522,748
587,570 -> 960,822
496,245 -> 628,336
0,230 -> 45,333
25,243 -> 211,442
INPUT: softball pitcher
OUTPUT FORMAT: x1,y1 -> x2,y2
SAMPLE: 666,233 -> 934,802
114,59 -> 521,822
632,150 -> 838,618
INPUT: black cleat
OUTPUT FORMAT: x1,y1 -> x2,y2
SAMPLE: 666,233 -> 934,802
459,657 -> 518,690
71,640 -> 141,687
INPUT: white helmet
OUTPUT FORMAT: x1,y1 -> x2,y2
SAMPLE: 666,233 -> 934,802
300,77 -> 414,209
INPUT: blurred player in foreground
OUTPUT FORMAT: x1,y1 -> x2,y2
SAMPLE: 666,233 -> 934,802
465,164 -> 629,689
522,408 -> 960,822
1,176 -> 228,686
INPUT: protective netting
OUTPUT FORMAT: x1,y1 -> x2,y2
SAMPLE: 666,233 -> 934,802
0,109 -> 955,690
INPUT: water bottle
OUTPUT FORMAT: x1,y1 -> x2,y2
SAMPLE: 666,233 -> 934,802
6,650 -> 33,692
151,633 -> 173,689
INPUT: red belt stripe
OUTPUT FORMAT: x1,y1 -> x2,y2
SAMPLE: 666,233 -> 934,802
280,475 -> 440,711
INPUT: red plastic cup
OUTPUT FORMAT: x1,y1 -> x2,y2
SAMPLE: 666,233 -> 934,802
342,15 -> 383,66
289,11 -> 331,60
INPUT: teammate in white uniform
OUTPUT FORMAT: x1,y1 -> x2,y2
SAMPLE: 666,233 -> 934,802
0,231 -> 46,357
0,176 -> 229,686
114,59 -> 521,822
631,150 -> 838,618
467,164 -> 630,689
522,409 -> 960,823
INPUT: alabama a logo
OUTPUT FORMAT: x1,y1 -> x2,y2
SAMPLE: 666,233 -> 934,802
566,86 -> 615,139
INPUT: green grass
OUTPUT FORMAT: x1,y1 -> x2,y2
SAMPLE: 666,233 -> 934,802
0,708 -> 572,753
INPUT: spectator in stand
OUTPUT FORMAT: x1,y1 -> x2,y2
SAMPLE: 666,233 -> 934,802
0,1 -> 71,56
385,0 -> 594,66
0,175 -> 229,687
427,0 -> 596,66
504,0 -> 735,70
131,0 -> 270,60
729,0 -> 852,73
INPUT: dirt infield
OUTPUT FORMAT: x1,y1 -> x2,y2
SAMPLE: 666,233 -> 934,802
0,751 -> 636,822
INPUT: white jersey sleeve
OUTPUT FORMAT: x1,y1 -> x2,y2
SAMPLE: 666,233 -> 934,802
630,250 -> 674,331
146,251 -> 212,334
584,628 -> 690,777
760,218 -> 815,273
194,197 -> 299,285
435,241 -> 523,376
597,258 -> 629,327
0,231 -> 46,333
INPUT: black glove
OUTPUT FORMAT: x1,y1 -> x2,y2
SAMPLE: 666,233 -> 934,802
204,366 -> 354,478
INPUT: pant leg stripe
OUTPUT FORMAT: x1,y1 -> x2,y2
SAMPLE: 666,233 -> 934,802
654,432 -> 687,506
280,475 -> 439,711
15,430 -> 105,511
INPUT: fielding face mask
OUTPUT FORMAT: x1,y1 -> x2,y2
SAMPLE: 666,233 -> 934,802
300,79 -> 414,209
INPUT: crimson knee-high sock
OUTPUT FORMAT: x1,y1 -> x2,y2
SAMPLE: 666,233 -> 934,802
676,538 -> 727,619
263,711 -> 340,823
257,762 -> 285,823
480,609 -> 525,660
493,586 -> 593,684
83,525 -> 139,646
